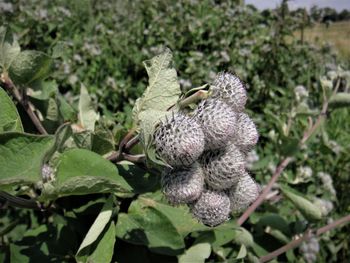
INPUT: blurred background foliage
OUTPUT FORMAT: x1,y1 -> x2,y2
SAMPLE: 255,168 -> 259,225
0,0 -> 349,262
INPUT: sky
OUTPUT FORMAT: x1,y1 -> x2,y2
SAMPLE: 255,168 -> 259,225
245,0 -> 350,11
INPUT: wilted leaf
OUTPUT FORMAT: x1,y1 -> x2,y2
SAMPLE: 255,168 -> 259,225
0,133 -> 54,189
9,50 -> 52,85
0,87 -> 23,132
178,243 -> 211,263
0,27 -> 20,71
40,149 -> 132,200
280,185 -> 322,221
78,84 -> 99,131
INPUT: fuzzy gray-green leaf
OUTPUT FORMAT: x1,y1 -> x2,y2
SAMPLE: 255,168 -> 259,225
0,133 -> 54,189
78,84 -> 99,131
0,87 -> 23,132
0,27 -> 20,71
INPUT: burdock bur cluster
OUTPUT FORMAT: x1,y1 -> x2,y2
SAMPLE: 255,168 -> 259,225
154,72 -> 260,226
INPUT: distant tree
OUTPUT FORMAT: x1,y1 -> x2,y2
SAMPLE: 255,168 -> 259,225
322,7 -> 338,22
310,5 -> 323,22
338,9 -> 350,21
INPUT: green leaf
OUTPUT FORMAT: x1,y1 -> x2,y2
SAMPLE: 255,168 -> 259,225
83,222 -> 116,263
51,41 -> 70,59
233,227 -> 254,247
178,243 -> 211,263
92,131 -> 115,155
0,133 -> 54,189
76,195 -> 115,260
28,80 -> 58,100
40,149 -> 132,200
138,109 -> 169,148
280,185 -> 322,221
280,137 -> 299,157
0,87 -> 23,132
329,92 -> 350,109
132,49 -> 181,157
0,27 -> 20,71
133,48 -> 181,119
9,50 -> 53,85
117,162 -> 159,194
78,84 -> 99,131
255,214 -> 291,236
115,197 -> 185,256
57,94 -> 77,122
236,244 -> 247,259
53,123 -> 73,153
46,98 -> 59,121
138,194 -> 210,236
10,219 -> 80,262
73,131 -> 93,150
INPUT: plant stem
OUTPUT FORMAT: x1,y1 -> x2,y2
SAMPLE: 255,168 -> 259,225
238,78 -> 341,226
237,156 -> 293,226
121,153 -> 146,163
0,191 -> 43,210
259,214 -> 350,262
0,73 -> 48,134
124,134 -> 140,152
106,151 -> 145,164
178,89 -> 208,108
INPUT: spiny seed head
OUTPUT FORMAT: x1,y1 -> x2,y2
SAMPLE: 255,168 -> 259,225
212,72 -> 247,112
233,113 -> 258,153
199,144 -> 245,190
190,189 -> 231,227
154,113 -> 205,167
228,173 -> 260,213
161,163 -> 204,205
194,99 -> 237,150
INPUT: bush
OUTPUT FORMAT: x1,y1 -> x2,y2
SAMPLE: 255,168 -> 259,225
0,1 -> 349,262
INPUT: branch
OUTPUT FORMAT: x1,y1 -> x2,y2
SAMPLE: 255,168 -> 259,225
259,214 -> 350,262
0,73 -> 48,134
237,78 -> 341,226
107,129 -> 138,163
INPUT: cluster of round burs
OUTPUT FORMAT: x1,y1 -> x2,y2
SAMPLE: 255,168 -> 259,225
154,72 -> 260,227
